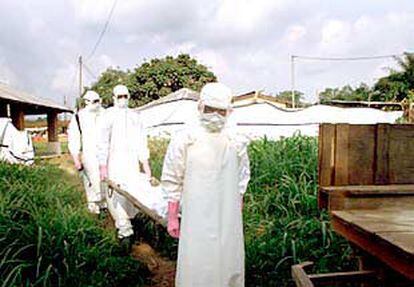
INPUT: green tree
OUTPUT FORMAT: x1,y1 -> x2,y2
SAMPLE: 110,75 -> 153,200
128,54 -> 217,107
275,90 -> 304,107
319,84 -> 371,103
89,68 -> 131,107
88,54 -> 217,108
373,52 -> 414,102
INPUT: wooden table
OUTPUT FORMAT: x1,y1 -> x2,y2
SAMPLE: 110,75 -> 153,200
331,208 -> 414,281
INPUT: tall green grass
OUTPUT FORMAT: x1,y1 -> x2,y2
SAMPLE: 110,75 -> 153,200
244,136 -> 355,286
145,135 -> 356,286
0,163 -> 147,287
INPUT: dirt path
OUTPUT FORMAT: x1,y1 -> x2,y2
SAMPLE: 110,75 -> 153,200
131,243 -> 176,287
40,154 -> 176,287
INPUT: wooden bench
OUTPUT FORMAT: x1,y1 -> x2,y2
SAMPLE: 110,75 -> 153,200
292,124 -> 414,286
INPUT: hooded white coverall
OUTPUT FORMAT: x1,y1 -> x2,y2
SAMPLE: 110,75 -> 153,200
97,106 -> 150,238
68,107 -> 105,213
162,122 -> 250,287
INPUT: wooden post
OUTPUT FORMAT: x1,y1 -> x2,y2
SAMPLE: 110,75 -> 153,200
0,103 -> 8,117
47,110 -> 58,142
409,103 -> 414,124
47,110 -> 61,154
11,104 -> 25,130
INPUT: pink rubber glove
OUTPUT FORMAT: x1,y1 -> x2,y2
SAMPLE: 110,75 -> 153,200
167,201 -> 180,238
72,155 -> 83,170
99,165 -> 108,181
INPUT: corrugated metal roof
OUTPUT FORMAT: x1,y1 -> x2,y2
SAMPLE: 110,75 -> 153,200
0,83 -> 72,112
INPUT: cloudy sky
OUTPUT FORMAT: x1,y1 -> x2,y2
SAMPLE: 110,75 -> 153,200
0,0 -> 413,106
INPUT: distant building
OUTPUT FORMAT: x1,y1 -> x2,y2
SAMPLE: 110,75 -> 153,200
233,91 -> 289,108
0,83 -> 71,154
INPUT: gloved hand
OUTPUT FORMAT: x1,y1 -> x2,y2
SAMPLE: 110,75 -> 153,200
73,155 -> 83,170
99,165 -> 108,181
167,201 -> 180,238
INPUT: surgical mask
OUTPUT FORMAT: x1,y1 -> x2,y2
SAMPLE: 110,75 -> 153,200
200,112 -> 227,132
114,98 -> 128,108
85,103 -> 100,112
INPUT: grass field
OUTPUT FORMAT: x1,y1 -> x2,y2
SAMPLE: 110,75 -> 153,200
33,141 -> 69,156
0,162 -> 148,287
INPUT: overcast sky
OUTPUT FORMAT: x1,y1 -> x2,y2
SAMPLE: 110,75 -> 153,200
0,0 -> 413,107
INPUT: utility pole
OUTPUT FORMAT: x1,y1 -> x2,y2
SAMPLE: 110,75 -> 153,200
291,55 -> 296,109
79,55 -> 83,98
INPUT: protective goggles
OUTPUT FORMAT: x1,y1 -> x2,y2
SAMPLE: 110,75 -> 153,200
203,105 -> 228,117
115,94 -> 128,100
85,99 -> 100,104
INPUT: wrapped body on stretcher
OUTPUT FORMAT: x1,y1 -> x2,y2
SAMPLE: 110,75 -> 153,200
107,172 -> 168,221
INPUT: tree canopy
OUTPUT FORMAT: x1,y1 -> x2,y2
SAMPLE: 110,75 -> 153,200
88,54 -> 217,108
319,52 -> 414,103
275,90 -> 304,107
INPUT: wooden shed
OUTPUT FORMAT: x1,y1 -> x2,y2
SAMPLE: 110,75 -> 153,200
292,123 -> 414,287
0,82 -> 72,154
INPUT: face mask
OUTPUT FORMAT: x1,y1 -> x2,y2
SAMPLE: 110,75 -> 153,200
85,102 -> 100,112
114,98 -> 128,108
200,112 -> 227,132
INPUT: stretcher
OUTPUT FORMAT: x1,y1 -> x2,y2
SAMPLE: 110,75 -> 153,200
104,179 -> 168,228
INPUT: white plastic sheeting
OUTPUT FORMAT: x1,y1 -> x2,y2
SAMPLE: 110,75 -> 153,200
137,98 -> 403,140
0,118 -> 34,165
117,173 -> 168,218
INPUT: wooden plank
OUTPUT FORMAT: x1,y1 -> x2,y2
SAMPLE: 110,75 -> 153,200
348,125 -> 376,185
291,262 -> 314,287
318,124 -> 336,209
332,209 -> 414,233
376,232 -> 414,255
334,124 -> 349,185
331,211 -> 414,280
308,270 -> 377,286
321,184 -> 414,195
320,185 -> 414,210
343,196 -> 414,210
318,124 -> 336,186
388,126 -> 414,184
375,124 -> 390,184
291,261 -> 378,287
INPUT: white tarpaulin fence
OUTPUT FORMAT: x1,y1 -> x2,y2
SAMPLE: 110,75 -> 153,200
136,89 -> 403,140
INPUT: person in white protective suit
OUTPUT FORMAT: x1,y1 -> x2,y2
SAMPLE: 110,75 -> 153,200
162,82 -> 251,287
68,90 -> 105,214
97,84 -> 152,244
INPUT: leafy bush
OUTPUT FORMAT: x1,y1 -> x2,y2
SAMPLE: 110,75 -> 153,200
0,163 -> 148,287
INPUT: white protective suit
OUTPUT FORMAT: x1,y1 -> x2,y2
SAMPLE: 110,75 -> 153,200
0,118 -> 34,165
68,94 -> 105,214
162,83 -> 251,287
97,104 -> 150,238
